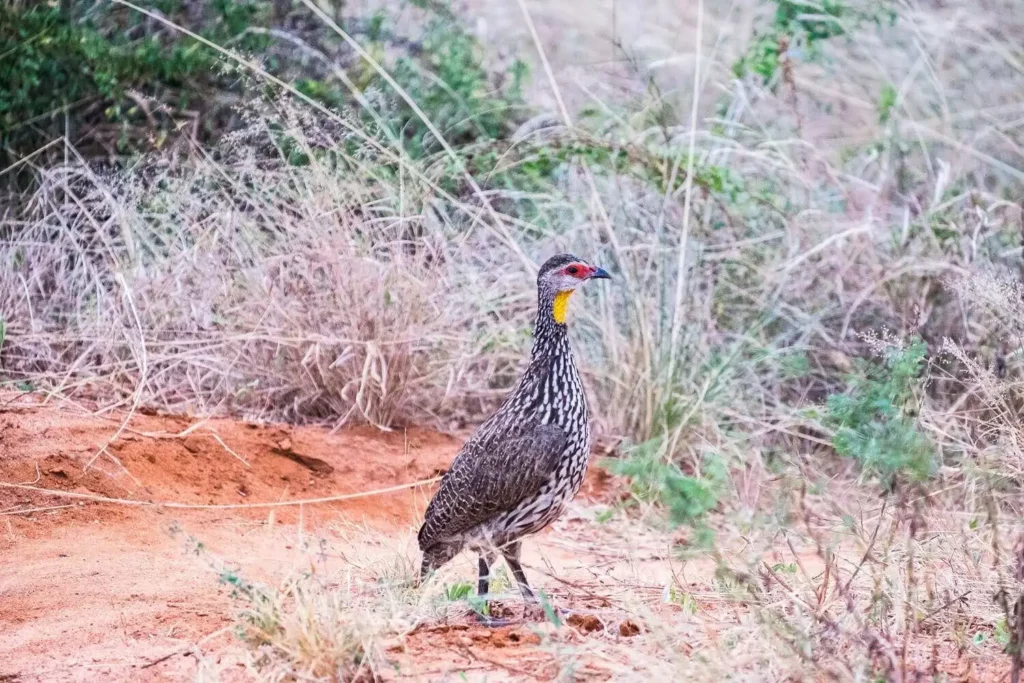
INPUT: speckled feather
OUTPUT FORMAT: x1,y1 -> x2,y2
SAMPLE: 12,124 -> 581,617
418,254 -> 594,574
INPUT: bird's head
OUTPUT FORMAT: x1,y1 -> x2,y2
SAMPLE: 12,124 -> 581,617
537,253 -> 611,324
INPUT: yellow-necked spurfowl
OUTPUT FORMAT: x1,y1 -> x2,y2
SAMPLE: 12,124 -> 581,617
417,253 -> 611,618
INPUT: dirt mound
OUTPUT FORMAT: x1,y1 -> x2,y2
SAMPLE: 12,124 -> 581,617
0,397 -> 463,532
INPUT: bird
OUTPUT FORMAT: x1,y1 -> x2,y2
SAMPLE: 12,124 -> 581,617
417,253 -> 611,619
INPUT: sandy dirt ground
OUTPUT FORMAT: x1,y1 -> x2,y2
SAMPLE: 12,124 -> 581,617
0,395 -> 641,682
0,394 -> 1012,681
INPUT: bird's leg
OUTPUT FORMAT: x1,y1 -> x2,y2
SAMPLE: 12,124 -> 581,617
501,541 -> 535,602
503,541 -> 571,622
473,549 -> 512,626
477,553 -> 491,598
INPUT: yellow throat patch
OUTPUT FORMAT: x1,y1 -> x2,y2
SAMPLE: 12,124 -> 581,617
552,290 -> 573,324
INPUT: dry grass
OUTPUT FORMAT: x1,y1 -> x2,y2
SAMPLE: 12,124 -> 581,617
3,1 -> 1023,443
175,485 -> 1016,681
5,0 -> 1024,680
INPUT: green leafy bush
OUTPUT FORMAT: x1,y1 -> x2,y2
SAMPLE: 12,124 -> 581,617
1,0 -> 530,173
733,0 -> 845,84
605,437 -> 727,526
824,337 -> 936,488
389,18 -> 528,159
0,0 -> 273,160
733,0 -> 895,85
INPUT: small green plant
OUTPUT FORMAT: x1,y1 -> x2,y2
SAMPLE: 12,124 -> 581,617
488,566 -> 512,595
877,83 -> 898,124
666,586 -> 699,614
446,579 -> 497,616
995,618 -> 1012,647
780,351 -> 811,379
734,0 -> 896,86
444,581 -> 473,602
603,437 -> 727,526
824,336 -> 936,488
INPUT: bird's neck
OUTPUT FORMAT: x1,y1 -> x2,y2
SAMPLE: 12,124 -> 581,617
531,290 -> 570,361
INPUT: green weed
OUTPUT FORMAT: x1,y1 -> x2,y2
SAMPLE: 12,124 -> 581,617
824,337 -> 936,488
877,83 -> 898,124
604,438 -> 727,527
444,581 -> 473,602
733,0 -> 895,85
538,590 -> 562,628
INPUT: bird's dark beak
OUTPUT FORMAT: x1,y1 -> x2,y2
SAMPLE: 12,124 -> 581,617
588,266 -> 611,280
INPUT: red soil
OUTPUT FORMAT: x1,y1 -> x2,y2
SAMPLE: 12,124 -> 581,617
0,395 -> 613,681
0,393 -> 1008,682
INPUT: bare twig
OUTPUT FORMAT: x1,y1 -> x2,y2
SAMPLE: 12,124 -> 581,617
0,477 -> 440,510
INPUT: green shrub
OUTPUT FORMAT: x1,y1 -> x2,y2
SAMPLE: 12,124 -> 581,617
0,1 -> 275,160
389,18 -> 528,159
604,437 -> 727,526
733,0 -> 845,84
1,0 -> 530,172
824,337 -> 936,488
733,0 -> 896,85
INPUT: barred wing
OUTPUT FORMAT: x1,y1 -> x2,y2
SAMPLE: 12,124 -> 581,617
417,422 -> 567,551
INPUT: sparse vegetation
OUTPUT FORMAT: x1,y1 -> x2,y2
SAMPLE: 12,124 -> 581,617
4,0 -> 1024,679
824,335 -> 935,488
604,438 -> 726,527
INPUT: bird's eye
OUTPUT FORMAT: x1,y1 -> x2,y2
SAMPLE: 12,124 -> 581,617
566,266 -> 579,276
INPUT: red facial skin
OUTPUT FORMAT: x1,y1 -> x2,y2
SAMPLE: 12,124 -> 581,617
560,263 -> 594,279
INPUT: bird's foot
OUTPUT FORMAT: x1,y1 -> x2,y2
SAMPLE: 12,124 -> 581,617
469,602 -> 515,628
522,599 -> 568,624
468,598 -> 569,625
473,611 -> 515,628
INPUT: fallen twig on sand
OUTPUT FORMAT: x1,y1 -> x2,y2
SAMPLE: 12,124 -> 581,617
0,477 -> 441,510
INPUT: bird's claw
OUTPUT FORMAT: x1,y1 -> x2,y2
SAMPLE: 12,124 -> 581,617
468,596 -> 569,625
473,611 -> 514,627
522,600 -> 569,623
469,603 -> 515,627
